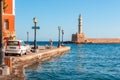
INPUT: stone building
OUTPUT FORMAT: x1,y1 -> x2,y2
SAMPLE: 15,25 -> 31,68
3,0 -> 16,42
72,15 -> 86,43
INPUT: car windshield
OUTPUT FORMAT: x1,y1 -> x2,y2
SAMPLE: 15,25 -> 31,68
7,41 -> 19,46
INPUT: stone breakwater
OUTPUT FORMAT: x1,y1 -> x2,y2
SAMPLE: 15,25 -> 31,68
87,38 -> 120,43
66,38 -> 120,44
1,46 -> 70,80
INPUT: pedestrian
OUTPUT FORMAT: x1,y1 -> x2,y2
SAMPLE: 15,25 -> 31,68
49,39 -> 53,48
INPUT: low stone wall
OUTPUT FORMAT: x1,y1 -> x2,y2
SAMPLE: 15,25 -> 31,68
3,46 -> 70,80
69,38 -> 120,44
87,38 -> 120,43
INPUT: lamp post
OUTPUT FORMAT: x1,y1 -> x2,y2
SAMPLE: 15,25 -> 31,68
33,17 -> 37,52
62,29 -> 64,45
58,26 -> 61,48
0,0 -> 5,66
27,32 -> 29,44
32,17 -> 39,52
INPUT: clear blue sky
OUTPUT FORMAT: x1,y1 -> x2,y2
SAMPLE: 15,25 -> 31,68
15,0 -> 120,41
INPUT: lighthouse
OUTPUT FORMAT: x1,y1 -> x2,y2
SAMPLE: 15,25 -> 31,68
72,14 -> 86,43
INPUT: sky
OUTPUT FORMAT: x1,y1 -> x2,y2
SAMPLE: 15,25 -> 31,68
15,0 -> 120,41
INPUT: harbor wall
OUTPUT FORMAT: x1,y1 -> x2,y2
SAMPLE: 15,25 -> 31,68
87,38 -> 120,43
2,46 -> 70,80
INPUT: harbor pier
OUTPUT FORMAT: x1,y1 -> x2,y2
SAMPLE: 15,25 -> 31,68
0,46 -> 70,80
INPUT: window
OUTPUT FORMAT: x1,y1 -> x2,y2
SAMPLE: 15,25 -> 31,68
4,19 -> 9,30
7,41 -> 19,46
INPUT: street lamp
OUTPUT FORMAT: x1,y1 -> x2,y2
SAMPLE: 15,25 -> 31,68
27,32 -> 29,44
0,0 -> 5,66
58,26 -> 61,48
32,17 -> 40,52
62,29 -> 64,45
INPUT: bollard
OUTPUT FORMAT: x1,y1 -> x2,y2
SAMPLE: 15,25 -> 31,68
0,66 -> 10,75
4,57 -> 12,73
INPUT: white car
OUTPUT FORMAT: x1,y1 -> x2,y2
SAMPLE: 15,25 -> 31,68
5,40 -> 27,56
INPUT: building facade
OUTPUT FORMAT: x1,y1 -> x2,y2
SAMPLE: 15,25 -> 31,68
3,0 -> 16,42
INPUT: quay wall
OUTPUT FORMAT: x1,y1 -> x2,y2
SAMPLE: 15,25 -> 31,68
70,37 -> 120,44
87,38 -> 120,43
3,46 -> 70,80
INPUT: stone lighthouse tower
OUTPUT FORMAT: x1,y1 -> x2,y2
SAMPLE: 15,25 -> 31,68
72,14 -> 86,43
78,15 -> 82,34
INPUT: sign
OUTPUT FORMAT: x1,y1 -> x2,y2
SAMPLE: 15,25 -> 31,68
32,26 -> 40,29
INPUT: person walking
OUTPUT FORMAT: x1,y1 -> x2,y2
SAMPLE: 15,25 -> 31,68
49,39 -> 53,48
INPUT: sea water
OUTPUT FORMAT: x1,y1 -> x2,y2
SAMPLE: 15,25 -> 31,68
25,42 -> 120,80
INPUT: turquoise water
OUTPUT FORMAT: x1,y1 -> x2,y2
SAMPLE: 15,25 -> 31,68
25,42 -> 120,80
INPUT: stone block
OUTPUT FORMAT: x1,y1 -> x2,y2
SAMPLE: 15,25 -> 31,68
0,66 -> 10,75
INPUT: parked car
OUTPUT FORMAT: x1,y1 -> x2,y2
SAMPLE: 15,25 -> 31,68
5,40 -> 27,56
